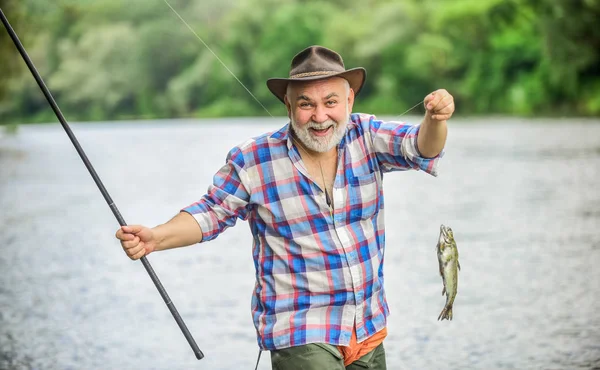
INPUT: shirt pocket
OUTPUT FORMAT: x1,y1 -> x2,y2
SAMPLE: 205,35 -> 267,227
348,170 -> 379,220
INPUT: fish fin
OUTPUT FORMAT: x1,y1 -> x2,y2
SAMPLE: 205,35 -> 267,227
458,260 -> 461,271
441,286 -> 446,296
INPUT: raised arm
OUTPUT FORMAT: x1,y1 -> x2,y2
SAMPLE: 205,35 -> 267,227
417,89 -> 454,158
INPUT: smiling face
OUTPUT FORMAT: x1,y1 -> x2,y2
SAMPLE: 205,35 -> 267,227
284,77 -> 354,154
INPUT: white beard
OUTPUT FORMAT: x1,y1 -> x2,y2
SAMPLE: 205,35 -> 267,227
290,106 -> 350,153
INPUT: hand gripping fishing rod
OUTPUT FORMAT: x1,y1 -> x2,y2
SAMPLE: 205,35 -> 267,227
0,8 -> 204,360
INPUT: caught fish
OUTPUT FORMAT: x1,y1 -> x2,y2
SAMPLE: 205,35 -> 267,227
436,224 -> 460,320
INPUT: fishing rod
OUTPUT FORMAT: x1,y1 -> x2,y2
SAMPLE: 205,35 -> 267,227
0,8 -> 204,361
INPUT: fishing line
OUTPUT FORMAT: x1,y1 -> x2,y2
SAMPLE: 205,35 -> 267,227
162,0 -> 424,120
396,100 -> 424,119
163,0 -> 273,117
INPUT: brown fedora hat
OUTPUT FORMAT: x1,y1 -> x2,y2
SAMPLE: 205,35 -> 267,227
266,45 -> 366,103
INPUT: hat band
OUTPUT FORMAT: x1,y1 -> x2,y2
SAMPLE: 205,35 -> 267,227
289,71 -> 340,79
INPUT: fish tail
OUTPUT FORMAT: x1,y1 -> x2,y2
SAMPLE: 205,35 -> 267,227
437,306 -> 453,321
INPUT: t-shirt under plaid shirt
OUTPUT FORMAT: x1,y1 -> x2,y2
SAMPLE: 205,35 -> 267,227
182,113 -> 443,350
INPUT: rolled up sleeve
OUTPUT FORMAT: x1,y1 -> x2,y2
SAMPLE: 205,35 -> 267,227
400,124 -> 443,176
181,147 -> 251,242
363,114 -> 443,176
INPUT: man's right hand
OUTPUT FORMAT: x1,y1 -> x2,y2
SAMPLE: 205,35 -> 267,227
115,225 -> 157,260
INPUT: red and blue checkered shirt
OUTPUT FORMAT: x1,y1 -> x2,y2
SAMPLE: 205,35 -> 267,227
183,113 -> 442,350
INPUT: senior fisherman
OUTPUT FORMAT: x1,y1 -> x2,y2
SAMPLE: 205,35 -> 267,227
115,45 -> 454,369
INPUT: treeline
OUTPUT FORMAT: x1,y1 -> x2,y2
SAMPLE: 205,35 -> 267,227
1,0 -> 599,124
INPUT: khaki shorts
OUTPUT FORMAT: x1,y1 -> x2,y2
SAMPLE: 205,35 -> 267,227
270,342 -> 386,370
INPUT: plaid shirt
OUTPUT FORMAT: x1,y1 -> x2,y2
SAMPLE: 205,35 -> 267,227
182,113 -> 442,350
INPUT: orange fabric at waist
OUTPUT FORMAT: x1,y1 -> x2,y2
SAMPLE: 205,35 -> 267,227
337,327 -> 387,366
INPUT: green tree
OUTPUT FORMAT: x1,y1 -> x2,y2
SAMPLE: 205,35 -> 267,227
0,0 -> 28,122
2,0 -> 599,123
48,23 -> 140,120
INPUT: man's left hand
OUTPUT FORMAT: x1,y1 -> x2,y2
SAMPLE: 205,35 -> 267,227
424,89 -> 454,122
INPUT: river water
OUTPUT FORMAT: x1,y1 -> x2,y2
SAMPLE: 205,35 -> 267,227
1,117 -> 599,370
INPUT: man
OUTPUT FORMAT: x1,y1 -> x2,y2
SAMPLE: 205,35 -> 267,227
116,45 -> 454,369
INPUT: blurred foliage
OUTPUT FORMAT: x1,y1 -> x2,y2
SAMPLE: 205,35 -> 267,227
0,0 -> 27,103
0,0 -> 599,124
